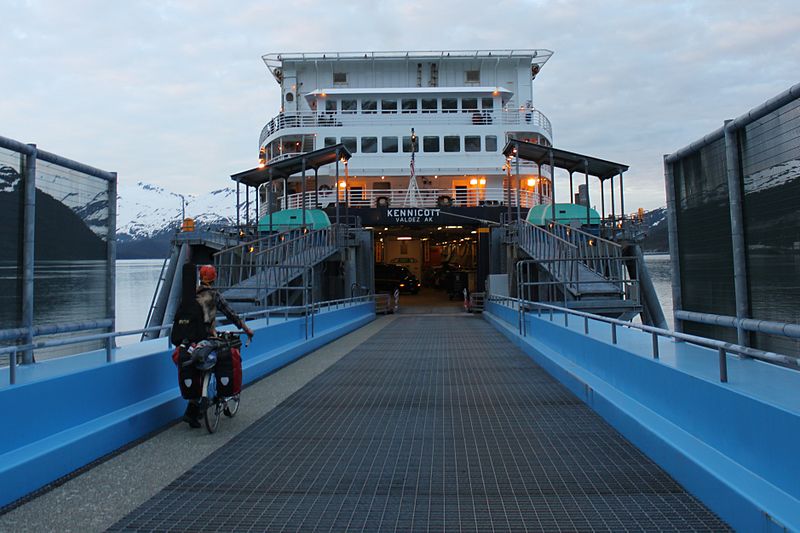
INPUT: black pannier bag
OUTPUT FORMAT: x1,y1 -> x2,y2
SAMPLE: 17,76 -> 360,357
215,347 -> 242,397
172,346 -> 204,399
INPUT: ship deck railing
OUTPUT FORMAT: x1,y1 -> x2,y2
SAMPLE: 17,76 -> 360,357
260,108 -> 552,146
278,187 -> 549,210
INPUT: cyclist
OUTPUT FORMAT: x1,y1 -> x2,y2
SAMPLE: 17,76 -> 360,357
183,265 -> 254,428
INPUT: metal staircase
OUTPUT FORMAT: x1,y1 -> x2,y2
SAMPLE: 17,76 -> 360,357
513,220 -> 641,318
213,225 -> 344,312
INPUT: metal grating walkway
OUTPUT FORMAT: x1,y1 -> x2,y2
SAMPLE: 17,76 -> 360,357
110,316 -> 729,532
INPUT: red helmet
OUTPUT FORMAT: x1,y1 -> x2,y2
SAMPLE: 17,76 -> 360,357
199,265 -> 217,283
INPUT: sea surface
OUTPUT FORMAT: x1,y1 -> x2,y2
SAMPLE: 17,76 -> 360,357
2,256 -> 674,352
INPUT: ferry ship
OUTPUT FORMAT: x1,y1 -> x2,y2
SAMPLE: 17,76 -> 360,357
254,50 -> 558,290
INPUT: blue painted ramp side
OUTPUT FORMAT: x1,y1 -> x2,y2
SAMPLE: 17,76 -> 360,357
0,303 -> 374,509
484,301 -> 800,533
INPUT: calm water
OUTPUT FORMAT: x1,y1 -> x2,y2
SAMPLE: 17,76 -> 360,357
3,256 -> 674,354
112,255 -> 676,338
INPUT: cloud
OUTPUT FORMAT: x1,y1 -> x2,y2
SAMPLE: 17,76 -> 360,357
1,0 -> 797,207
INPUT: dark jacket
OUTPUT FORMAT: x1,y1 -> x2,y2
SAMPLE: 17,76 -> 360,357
196,284 -> 246,334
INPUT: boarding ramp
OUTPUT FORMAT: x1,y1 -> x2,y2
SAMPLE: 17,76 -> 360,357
214,225 -> 343,313
513,220 -> 641,318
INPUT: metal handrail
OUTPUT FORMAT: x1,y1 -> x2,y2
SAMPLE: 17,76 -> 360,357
488,295 -> 800,382
213,226 -> 343,294
3,295 -> 378,385
259,108 -> 553,146
515,220 -> 627,293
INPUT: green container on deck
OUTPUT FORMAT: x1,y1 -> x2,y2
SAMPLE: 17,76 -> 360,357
258,209 -> 331,231
526,203 -> 600,226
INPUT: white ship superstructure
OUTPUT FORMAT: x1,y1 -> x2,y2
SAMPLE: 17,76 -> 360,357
258,50 -> 554,212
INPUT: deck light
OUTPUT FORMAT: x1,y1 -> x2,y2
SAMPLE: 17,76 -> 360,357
381,175 -> 385,180
469,178 -> 478,185
338,181 -> 347,188
397,236 -> 412,240
527,178 -> 536,187
471,230 -> 477,234
384,227 -> 388,231
492,89 -> 499,96
479,177 -> 486,185
437,227 -> 443,230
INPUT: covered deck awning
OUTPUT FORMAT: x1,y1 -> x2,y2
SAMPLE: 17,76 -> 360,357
231,143 -> 352,187
501,139 -> 630,222
501,140 -> 628,181
230,144 -> 353,229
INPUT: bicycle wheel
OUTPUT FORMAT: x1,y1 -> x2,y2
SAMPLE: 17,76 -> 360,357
204,373 -> 221,434
223,394 -> 240,418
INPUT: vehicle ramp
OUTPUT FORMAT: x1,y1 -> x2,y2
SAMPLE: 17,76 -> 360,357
214,226 -> 343,313
514,221 -> 641,318
109,315 -> 728,532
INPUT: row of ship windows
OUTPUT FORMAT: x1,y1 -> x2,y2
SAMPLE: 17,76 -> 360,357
323,135 -> 499,154
321,96 -> 496,114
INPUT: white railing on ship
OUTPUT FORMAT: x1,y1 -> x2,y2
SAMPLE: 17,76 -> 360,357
259,108 -> 552,145
278,187 -> 548,210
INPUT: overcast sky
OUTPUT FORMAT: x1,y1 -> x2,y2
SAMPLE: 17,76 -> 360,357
2,0 -> 798,210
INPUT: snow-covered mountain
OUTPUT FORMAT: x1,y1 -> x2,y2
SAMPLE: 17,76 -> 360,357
117,181 -> 240,241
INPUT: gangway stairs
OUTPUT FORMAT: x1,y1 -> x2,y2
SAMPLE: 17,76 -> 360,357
513,220 -> 642,319
214,225 -> 344,313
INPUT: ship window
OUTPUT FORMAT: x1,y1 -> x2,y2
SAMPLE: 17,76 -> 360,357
381,99 -> 397,113
381,136 -> 398,153
485,135 -> 498,152
465,136 -> 481,152
465,70 -> 480,84
401,98 -> 417,113
342,137 -> 357,153
423,136 -> 440,152
481,97 -> 494,110
462,98 -> 478,112
444,136 -> 461,152
361,136 -> 378,153
285,92 -> 294,102
442,98 -> 458,113
325,100 -> 337,112
362,99 -> 377,114
333,72 -> 347,84
402,136 -> 419,153
324,137 -> 337,147
341,99 -> 357,113
421,98 -> 437,113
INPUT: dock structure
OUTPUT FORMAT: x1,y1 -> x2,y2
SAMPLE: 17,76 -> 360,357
3,315 -> 730,532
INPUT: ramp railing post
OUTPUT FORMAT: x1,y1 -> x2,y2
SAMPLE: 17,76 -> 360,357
652,332 -> 659,359
611,322 -> 617,344
718,348 -> 728,383
584,316 -> 589,335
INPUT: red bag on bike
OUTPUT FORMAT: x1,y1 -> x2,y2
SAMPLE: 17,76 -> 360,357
172,346 -> 204,400
215,346 -> 242,397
